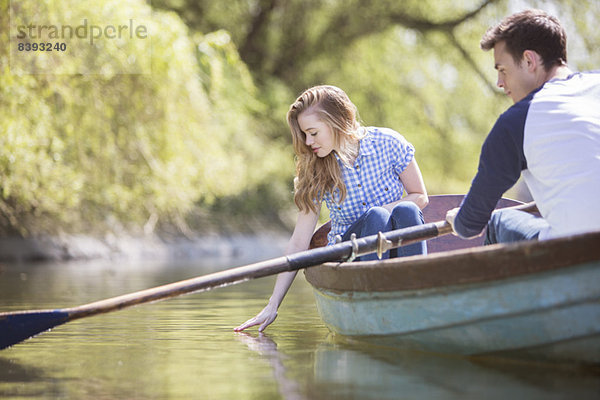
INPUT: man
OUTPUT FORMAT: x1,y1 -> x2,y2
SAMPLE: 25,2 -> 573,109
446,9 -> 600,243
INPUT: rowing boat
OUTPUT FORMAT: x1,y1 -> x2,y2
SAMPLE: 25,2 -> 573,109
304,195 -> 600,363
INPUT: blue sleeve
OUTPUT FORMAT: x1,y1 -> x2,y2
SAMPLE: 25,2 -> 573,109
392,135 -> 415,176
454,102 -> 529,238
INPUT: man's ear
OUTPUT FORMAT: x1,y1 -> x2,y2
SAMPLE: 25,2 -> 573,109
523,50 -> 542,72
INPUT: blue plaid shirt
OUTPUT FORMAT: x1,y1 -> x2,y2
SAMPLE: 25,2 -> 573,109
323,127 -> 415,245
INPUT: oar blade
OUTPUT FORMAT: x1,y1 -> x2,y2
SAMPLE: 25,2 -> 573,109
0,310 -> 70,349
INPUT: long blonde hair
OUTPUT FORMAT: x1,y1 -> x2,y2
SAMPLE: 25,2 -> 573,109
287,85 -> 365,213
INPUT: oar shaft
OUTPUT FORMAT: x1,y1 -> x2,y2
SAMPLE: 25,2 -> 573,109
6,201 -> 536,322
384,220 -> 452,247
12,222 -> 442,322
66,256 -> 290,320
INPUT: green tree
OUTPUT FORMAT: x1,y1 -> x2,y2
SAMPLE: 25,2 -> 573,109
0,0 -> 291,235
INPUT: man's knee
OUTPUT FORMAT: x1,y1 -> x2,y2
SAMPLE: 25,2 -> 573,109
485,209 -> 545,244
485,212 -> 503,245
488,210 -> 503,230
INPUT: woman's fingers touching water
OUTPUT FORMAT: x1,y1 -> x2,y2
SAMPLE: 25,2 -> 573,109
234,304 -> 278,332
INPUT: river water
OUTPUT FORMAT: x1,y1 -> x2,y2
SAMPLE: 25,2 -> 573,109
0,248 -> 598,399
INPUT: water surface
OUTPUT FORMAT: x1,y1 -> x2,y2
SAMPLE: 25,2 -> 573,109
0,251 -> 598,399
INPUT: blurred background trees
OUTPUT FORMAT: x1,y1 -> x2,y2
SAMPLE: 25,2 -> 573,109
1,0 -> 598,236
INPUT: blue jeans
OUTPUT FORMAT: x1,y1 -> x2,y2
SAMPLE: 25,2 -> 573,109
341,202 -> 427,261
484,209 -> 549,245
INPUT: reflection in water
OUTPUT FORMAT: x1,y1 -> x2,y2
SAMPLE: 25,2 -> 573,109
312,337 -> 600,400
0,357 -> 52,398
236,332 -> 306,400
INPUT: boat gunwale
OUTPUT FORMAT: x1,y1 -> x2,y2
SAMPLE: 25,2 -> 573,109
304,230 -> 600,292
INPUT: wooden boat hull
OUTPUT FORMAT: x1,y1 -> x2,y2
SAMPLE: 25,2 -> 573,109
305,196 -> 600,363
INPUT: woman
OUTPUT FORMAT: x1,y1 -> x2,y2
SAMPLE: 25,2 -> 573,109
235,85 -> 428,332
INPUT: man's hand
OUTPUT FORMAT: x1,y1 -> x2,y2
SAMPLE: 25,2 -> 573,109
445,207 -> 460,236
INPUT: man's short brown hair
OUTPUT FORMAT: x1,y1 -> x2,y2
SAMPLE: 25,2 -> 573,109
480,9 -> 567,70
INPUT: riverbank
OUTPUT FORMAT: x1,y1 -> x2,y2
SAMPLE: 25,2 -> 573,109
0,231 -> 289,263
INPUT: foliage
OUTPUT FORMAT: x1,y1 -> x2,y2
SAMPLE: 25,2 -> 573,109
1,0 -> 599,236
0,0 -> 291,235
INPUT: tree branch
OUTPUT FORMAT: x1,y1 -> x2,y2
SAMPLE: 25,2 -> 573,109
388,0 -> 500,32
270,0 -> 502,81
239,0 -> 279,72
446,33 -> 499,94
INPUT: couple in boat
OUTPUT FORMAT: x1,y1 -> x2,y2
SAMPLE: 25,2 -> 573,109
235,9 -> 600,333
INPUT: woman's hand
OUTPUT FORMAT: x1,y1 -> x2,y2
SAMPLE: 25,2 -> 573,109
234,210 -> 318,333
234,302 -> 278,332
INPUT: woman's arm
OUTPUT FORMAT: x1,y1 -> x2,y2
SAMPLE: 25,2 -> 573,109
383,159 -> 429,211
234,209 -> 319,332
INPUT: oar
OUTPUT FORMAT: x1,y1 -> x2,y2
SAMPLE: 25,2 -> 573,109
0,201 -> 536,350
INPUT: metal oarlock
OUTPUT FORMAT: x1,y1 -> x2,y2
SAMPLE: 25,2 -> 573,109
376,231 -> 394,259
345,233 -> 360,262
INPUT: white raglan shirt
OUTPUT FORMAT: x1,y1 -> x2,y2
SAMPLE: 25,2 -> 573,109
455,71 -> 600,240
522,72 -> 600,239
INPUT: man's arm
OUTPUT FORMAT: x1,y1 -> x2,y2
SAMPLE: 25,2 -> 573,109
451,105 -> 529,238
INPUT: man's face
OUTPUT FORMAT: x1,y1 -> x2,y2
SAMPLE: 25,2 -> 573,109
493,41 -> 538,103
